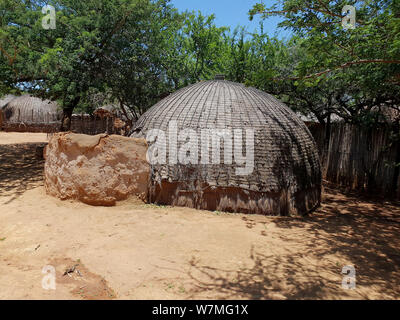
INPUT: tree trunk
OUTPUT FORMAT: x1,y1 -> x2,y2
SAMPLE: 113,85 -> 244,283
60,97 -> 80,132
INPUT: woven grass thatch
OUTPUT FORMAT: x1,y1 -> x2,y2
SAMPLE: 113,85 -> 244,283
0,94 -> 16,108
132,80 -> 322,216
1,95 -> 61,132
0,95 -> 16,128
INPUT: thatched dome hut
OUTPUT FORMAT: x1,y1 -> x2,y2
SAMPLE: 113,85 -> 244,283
1,95 -> 61,132
132,80 -> 321,216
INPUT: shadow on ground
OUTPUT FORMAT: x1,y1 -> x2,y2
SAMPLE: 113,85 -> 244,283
0,143 -> 46,204
185,184 -> 400,299
1,142 -> 400,299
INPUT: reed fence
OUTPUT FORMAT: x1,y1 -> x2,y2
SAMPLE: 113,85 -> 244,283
308,122 -> 400,198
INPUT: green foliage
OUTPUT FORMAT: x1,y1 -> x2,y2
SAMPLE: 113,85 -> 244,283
1,0 -> 398,129
0,1 -> 233,120
249,0 -> 400,125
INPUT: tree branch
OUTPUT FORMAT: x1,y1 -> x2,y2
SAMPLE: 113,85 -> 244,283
274,59 -> 400,80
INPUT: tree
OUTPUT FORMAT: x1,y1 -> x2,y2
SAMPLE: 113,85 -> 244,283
249,0 -> 400,125
0,0 -> 185,128
1,1 -> 235,125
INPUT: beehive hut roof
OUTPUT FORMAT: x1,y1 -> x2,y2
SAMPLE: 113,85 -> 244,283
0,94 -> 16,108
133,80 -> 321,216
1,95 -> 61,124
371,104 -> 400,123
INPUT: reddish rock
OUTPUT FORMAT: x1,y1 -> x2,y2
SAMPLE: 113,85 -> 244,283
44,132 -> 149,206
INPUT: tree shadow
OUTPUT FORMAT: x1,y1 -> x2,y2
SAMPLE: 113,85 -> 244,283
185,248 -> 339,300
185,184 -> 400,299
0,143 -> 46,204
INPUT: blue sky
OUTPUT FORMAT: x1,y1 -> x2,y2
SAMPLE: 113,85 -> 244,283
170,0 -> 292,39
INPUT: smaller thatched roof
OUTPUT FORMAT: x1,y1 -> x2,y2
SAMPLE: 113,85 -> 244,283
370,105 -> 400,123
1,95 -> 61,124
296,112 -> 342,124
97,104 -> 119,113
93,105 -> 116,118
94,104 -> 133,122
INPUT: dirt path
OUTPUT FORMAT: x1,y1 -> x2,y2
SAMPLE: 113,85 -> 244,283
1,134 -> 400,299
0,132 -> 49,145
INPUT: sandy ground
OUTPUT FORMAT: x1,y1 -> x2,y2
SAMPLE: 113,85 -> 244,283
1,133 -> 400,300
0,132 -> 49,145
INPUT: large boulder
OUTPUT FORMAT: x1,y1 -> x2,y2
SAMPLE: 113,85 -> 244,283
44,133 -> 149,206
